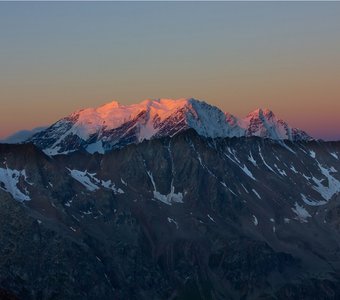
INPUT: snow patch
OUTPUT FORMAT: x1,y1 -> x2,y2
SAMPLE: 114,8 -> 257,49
274,164 -> 287,176
220,181 -> 238,196
240,165 -> 256,180
167,217 -> 179,229
101,180 -> 124,194
253,215 -> 258,226
224,149 -> 256,180
290,165 -> 298,174
258,146 -> 275,173
68,169 -> 100,191
301,193 -> 326,206
284,218 -> 290,224
86,141 -> 105,154
330,152 -> 338,160
43,147 -> 76,156
0,167 -> 31,201
147,171 -> 183,205
65,200 -> 72,207
207,214 -> 215,222
302,174 -> 311,181
241,184 -> 249,193
309,163 -> 340,201
248,152 -> 257,166
68,169 -> 124,194
292,202 -> 311,223
309,150 -> 316,158
252,189 -> 261,199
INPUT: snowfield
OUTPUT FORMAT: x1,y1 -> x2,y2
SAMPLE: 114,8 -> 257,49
0,167 -> 31,201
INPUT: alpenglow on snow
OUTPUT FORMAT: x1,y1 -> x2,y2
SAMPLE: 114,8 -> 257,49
25,98 -> 312,155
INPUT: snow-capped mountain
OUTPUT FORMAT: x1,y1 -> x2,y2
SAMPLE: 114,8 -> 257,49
0,126 -> 47,144
28,98 -> 312,155
241,108 -> 311,141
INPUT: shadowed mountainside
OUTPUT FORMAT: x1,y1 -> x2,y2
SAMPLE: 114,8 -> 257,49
0,130 -> 340,299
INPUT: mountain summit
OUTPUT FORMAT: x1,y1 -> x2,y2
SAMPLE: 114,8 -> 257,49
242,108 -> 311,141
27,98 -> 312,155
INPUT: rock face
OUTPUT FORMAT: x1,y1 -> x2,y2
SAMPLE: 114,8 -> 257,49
27,98 -> 311,155
1,130 -> 340,299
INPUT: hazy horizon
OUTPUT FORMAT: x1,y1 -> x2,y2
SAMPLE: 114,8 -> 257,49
1,2 -> 339,141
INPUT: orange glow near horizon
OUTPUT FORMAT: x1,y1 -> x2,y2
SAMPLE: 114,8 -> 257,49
1,94 -> 339,141
1,2 -> 339,140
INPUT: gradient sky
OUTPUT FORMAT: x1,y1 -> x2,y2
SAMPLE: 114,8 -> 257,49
1,2 -> 339,140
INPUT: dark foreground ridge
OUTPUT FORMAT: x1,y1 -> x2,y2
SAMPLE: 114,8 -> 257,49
0,130 -> 340,299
